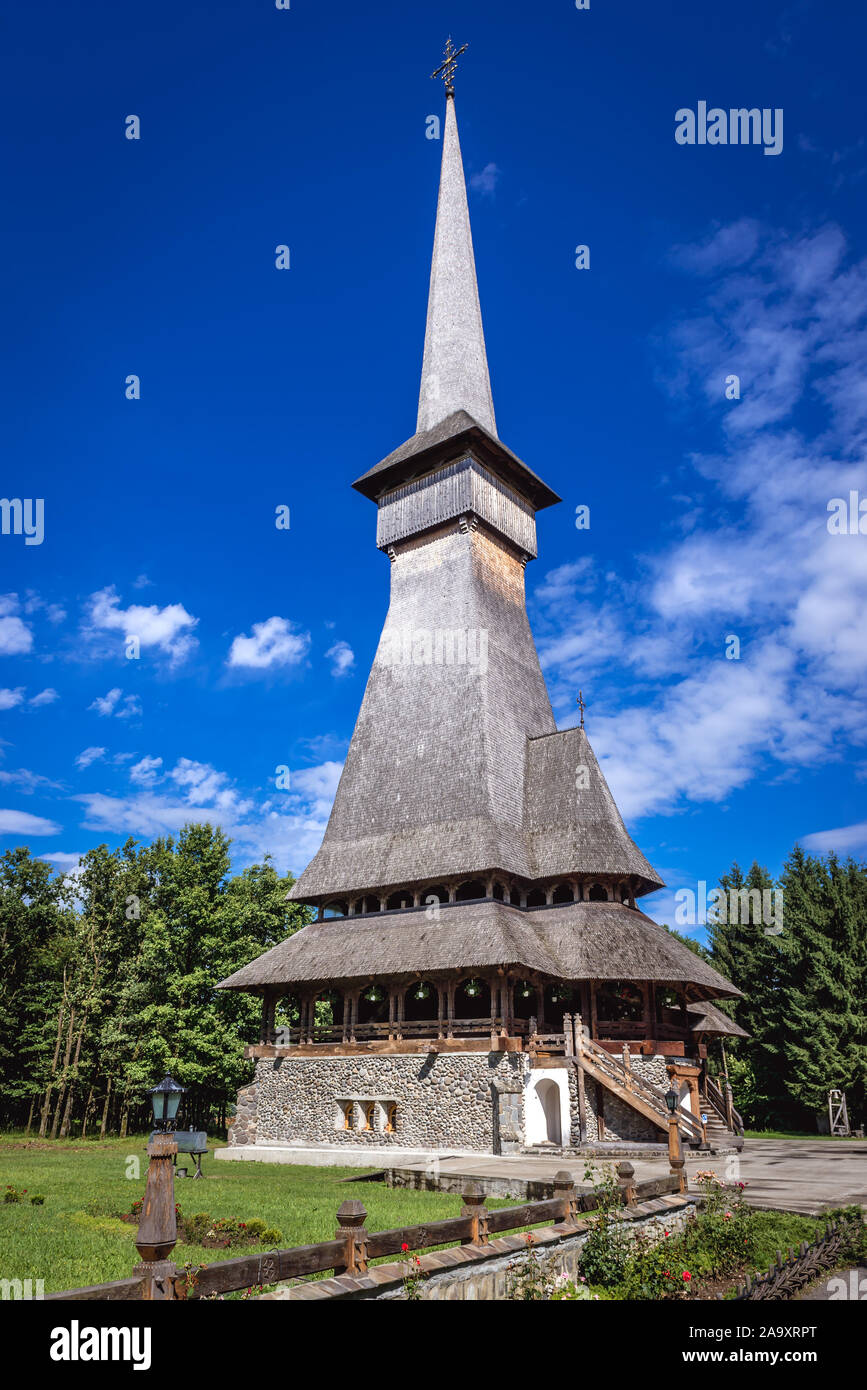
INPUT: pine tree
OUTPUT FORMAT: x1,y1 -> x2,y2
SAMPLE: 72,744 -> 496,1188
780,848 -> 867,1127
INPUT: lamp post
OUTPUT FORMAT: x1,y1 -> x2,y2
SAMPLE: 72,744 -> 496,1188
665,1079 -> 686,1194
148,1073 -> 185,1133
133,1074 -> 185,1299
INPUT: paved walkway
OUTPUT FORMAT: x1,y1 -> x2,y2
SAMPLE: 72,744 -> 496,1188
388,1140 -> 867,1215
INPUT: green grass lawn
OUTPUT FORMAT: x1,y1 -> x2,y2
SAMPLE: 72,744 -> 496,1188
744,1130 -> 865,1141
0,1134 -> 523,1294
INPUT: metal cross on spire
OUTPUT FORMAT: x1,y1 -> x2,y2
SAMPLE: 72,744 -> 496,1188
431,36 -> 468,95
577,690 -> 586,729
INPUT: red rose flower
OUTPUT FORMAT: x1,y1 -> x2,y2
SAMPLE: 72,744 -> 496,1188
682,1271 -> 691,1281
401,1242 -> 410,1252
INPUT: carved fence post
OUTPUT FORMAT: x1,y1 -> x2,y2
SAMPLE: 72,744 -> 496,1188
334,1199 -> 368,1275
553,1170 -> 578,1228
616,1161 -> 637,1208
460,1182 -> 489,1246
133,1133 -> 180,1300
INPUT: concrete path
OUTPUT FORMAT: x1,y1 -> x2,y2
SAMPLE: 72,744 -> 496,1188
386,1140 -> 867,1215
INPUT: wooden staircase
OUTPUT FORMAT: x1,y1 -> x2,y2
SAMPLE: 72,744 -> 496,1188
529,1015 -> 705,1146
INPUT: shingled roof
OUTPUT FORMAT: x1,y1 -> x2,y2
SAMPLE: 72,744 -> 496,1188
219,899 -> 739,1000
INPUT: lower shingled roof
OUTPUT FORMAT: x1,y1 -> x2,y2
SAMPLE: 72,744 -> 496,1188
217,899 -> 741,1001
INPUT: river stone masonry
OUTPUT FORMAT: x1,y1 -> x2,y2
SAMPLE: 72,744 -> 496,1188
250,1050 -> 528,1152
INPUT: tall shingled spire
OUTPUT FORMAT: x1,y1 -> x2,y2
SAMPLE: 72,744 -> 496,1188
417,70 -> 497,438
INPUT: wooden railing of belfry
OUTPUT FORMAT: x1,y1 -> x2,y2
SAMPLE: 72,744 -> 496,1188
44,1168 -> 682,1302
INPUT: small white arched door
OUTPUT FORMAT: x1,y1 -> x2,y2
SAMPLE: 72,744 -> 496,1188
536,1078 -> 562,1146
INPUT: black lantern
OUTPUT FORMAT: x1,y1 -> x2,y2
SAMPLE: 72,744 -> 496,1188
148,1074 -> 185,1132
664,1085 -> 679,1114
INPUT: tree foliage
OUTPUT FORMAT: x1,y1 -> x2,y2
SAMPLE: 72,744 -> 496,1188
0,827 -> 310,1136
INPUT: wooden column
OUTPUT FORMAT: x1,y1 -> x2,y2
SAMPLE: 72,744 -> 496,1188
341,990 -> 349,1044
501,979 -> 512,1037
349,991 -> 358,1044
397,988 -> 405,1041
436,983 -> 445,1040
446,981 -> 455,1039
535,985 -> 545,1031
595,1080 -> 605,1140
489,979 -> 498,1044
388,989 -> 396,1041
590,982 -> 599,1041
573,1013 -> 587,1144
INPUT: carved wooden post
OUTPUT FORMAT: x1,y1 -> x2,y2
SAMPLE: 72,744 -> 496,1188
334,1199 -> 368,1275
437,983 -> 445,1039
573,1013 -> 587,1144
341,989 -> 349,1044
535,985 -> 545,1031
446,980 -> 455,1039
133,1133 -> 180,1299
621,1042 -> 632,1084
460,1182 -> 489,1246
668,1113 -> 686,1194
553,1170 -> 578,1228
388,989 -> 396,1041
724,1080 -> 735,1132
528,1015 -> 537,1063
489,978 -> 498,1045
616,1161 -> 637,1208
563,1013 -> 573,1057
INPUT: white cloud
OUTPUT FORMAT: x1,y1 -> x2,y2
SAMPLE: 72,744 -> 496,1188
129,755 -> 163,786
23,592 -> 66,624
89,688 -> 122,716
801,821 -> 867,854
0,808 -> 61,836
84,586 -> 198,664
535,220 -> 867,822
75,746 -> 106,770
0,688 -> 26,711
29,688 -> 59,707
0,616 -> 33,655
325,640 -> 355,677
0,767 -> 63,794
469,162 -> 500,196
88,688 -> 141,719
226,616 -> 310,671
74,755 -> 343,876
39,850 -> 85,871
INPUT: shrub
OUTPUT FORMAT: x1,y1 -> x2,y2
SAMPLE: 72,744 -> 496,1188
30,1194 -> 45,1206
3,1186 -> 23,1204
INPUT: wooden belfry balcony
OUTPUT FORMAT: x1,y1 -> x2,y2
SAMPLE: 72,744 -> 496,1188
246,979 -> 704,1060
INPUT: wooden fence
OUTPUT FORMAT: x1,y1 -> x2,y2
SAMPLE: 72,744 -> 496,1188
45,1167 -> 681,1302
727,1219 -> 860,1301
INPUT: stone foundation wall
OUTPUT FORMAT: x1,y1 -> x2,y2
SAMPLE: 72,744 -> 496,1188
226,1082 -> 258,1147
251,1051 -> 527,1152
567,1055 -> 671,1145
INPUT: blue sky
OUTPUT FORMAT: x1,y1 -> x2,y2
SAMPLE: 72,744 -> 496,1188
2,0 -> 865,938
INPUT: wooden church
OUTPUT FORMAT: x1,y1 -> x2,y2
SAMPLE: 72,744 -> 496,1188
218,56 -> 745,1157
